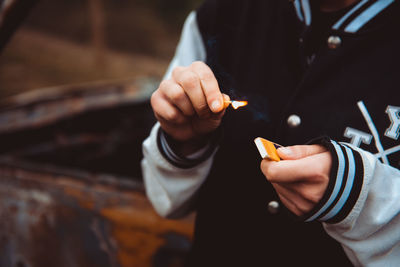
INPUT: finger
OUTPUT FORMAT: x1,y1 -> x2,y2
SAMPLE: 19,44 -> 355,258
274,185 -> 305,216
222,94 -> 231,110
273,182 -> 322,215
190,61 -> 223,113
201,94 -> 229,124
260,151 -> 332,183
151,90 -> 187,125
274,183 -> 316,207
277,144 -> 327,160
159,79 -> 195,116
172,67 -> 209,118
209,94 -> 229,120
278,194 -> 303,216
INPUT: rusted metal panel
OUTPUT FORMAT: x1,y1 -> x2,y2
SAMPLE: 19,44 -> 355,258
0,79 -> 195,266
0,78 -> 158,178
0,78 -> 158,133
0,158 -> 194,267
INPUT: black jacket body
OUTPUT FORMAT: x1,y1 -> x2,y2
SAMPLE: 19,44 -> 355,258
185,0 -> 400,266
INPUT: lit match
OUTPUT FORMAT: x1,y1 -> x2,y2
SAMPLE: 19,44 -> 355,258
254,137 -> 281,161
224,100 -> 248,110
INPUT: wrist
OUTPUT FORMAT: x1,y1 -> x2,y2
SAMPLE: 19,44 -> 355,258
301,137 -> 364,224
163,130 -> 215,157
157,126 -> 222,169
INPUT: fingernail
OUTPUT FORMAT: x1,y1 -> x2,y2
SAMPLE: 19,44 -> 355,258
278,147 -> 292,156
211,100 -> 221,112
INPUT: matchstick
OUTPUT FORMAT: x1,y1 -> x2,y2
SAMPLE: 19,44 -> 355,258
223,100 -> 232,109
224,100 -> 248,110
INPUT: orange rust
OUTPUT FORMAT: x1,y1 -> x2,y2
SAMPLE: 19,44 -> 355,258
101,206 -> 194,266
113,226 -> 165,266
100,206 -> 194,236
63,186 -> 96,210
0,75 -> 193,266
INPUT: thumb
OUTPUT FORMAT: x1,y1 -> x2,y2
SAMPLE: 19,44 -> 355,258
212,94 -> 230,118
222,94 -> 231,109
277,145 -> 327,160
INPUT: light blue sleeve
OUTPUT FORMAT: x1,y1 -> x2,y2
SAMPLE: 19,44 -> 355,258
323,144 -> 400,266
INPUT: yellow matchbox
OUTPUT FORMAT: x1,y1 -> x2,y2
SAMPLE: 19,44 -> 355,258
254,137 -> 281,162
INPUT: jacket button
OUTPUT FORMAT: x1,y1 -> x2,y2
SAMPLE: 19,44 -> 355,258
327,35 -> 342,49
268,201 -> 280,214
287,114 -> 301,128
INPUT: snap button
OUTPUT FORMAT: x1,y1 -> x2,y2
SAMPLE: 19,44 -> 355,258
327,35 -> 342,49
268,201 -> 280,214
287,114 -> 301,128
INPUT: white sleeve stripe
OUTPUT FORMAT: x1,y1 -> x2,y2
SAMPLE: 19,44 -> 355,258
320,146 -> 356,221
301,0 -> 312,26
293,0 -> 304,21
345,0 -> 395,33
358,100 -> 389,164
305,141 -> 346,222
332,0 -> 370,30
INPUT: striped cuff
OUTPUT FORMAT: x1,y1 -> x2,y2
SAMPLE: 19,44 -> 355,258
156,127 -> 221,169
303,138 -> 364,224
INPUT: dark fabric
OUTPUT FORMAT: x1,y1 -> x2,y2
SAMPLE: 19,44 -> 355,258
304,3 -> 356,58
186,0 -> 400,266
157,127 -> 223,169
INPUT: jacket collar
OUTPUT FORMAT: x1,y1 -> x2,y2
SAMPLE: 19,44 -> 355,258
293,0 -> 396,33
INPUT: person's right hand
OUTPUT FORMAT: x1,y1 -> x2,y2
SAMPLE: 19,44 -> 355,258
151,61 -> 229,152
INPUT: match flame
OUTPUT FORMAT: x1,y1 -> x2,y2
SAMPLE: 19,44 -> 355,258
231,101 -> 248,110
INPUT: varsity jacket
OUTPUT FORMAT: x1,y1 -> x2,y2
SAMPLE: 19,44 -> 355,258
142,0 -> 400,266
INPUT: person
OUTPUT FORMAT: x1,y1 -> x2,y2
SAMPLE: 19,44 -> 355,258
142,0 -> 400,265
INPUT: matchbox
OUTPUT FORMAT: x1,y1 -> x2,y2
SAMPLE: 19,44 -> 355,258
254,137 -> 281,161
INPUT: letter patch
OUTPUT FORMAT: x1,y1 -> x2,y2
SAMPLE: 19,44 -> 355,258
385,106 -> 400,140
344,127 -> 372,147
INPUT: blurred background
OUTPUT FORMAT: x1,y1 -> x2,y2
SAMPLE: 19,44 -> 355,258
0,0 -> 201,97
0,1 -> 202,267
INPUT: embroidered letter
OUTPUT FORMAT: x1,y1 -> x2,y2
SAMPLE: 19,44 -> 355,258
344,127 -> 372,147
385,106 -> 400,140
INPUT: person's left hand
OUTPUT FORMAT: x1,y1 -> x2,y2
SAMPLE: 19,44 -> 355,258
260,145 -> 332,216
